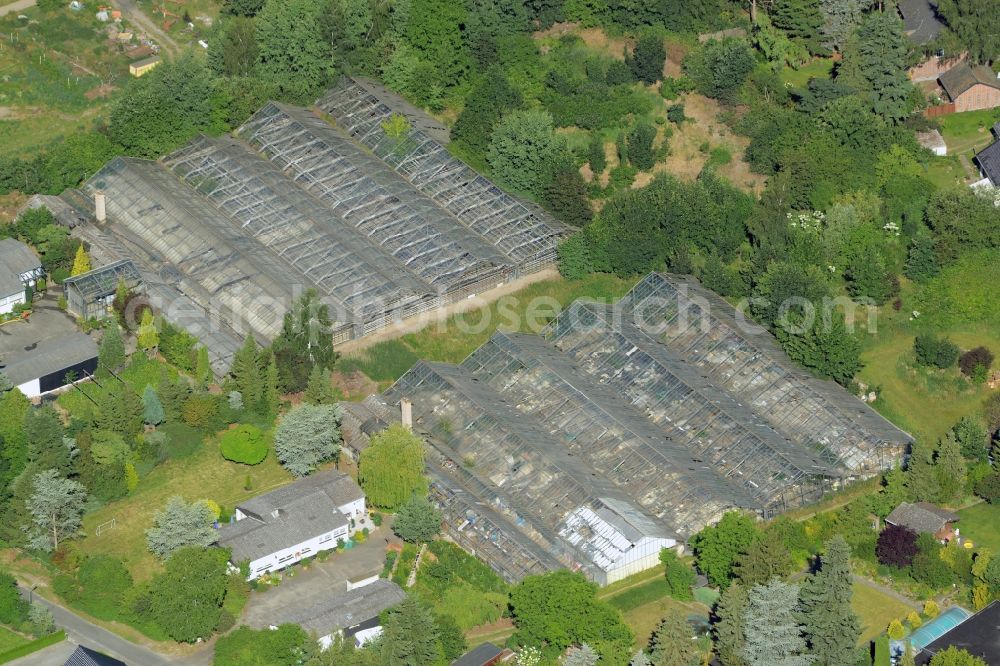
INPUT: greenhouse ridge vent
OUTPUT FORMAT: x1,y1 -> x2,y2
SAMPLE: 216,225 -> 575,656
52,76 -> 571,374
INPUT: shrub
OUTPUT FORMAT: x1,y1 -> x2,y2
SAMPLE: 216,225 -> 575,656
907,610 -> 922,628
666,103 -> 686,124
876,524 -> 919,568
924,600 -> 940,618
959,347 -> 994,378
371,512 -> 383,527
974,472 -> 1000,503
914,335 -> 960,369
887,618 -> 905,640
219,424 -> 268,465
182,393 -> 220,431
0,572 -> 29,625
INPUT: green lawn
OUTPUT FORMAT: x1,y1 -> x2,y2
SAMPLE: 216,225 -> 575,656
938,108 -> 1000,156
859,325 -> 997,443
921,156 -> 968,190
0,626 -> 28,654
79,441 -> 294,581
338,273 -> 635,388
955,503 -> 1000,553
623,595 -> 708,650
852,581 -> 916,643
780,58 -> 835,88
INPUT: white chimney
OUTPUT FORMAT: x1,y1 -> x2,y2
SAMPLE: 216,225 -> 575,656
94,191 -> 106,222
400,398 -> 412,429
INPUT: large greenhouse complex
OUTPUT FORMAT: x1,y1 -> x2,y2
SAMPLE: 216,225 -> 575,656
53,77 -> 570,373
349,273 -> 911,585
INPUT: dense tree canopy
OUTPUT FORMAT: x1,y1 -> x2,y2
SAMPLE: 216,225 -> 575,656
359,425 -> 427,510
510,571 -> 633,663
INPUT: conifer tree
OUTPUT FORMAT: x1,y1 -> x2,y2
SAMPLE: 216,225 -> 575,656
142,385 -> 165,426
98,324 -> 126,374
743,580 -> 810,666
934,432 -> 967,504
905,440 -> 941,503
649,613 -> 700,666
229,335 -> 262,408
195,346 -> 212,387
137,309 -> 159,357
71,244 -> 91,276
24,407 -> 72,474
714,581 -> 748,666
303,365 -> 335,405
799,536 -> 860,666
733,537 -> 793,587
379,596 -> 440,666
259,352 -> 280,419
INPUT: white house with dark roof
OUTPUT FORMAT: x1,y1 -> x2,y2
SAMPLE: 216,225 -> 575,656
0,238 -> 44,315
215,469 -> 366,579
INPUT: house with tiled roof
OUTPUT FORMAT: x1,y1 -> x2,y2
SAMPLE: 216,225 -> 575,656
215,469 -> 366,579
886,502 -> 959,541
973,123 -> 1000,187
939,62 -> 1000,113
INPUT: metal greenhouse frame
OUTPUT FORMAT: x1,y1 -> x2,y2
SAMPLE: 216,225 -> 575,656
57,81 -> 570,370
378,277 -> 911,583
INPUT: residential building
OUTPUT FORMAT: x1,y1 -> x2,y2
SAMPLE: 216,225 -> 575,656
128,56 -> 160,77
914,602 -> 1000,664
215,469 -> 366,579
63,645 -> 127,666
275,579 -> 406,649
939,62 -> 1000,113
451,642 -> 515,666
973,123 -> 1000,186
0,238 -> 43,315
885,502 -> 960,541
0,302 -> 98,398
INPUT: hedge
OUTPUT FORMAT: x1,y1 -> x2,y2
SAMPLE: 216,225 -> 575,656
0,631 -> 66,664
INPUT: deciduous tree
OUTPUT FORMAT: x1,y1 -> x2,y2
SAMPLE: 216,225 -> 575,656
359,424 -> 427,510
660,549 -> 695,600
255,0 -> 336,101
487,109 -> 563,197
509,571 -> 633,661
692,512 -> 761,588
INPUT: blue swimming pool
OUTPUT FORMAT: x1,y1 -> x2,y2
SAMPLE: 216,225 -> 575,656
904,606 -> 972,650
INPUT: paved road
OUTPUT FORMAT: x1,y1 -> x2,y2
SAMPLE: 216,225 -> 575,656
16,586 -> 203,666
0,0 -> 37,17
